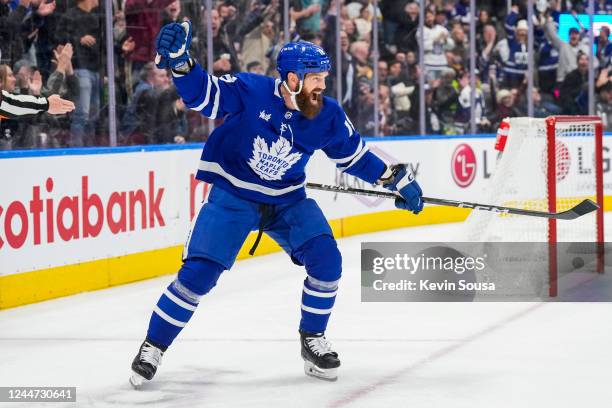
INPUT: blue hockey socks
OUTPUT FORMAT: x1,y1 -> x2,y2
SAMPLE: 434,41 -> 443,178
300,276 -> 339,334
147,279 -> 201,348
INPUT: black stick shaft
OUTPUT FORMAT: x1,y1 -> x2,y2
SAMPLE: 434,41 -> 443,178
305,183 -> 598,220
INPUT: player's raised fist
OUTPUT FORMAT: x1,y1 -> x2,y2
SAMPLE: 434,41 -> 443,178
155,20 -> 192,69
381,164 -> 424,214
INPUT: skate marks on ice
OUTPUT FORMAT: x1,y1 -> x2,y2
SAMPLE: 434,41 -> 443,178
328,302 -> 546,408
101,366 -> 238,407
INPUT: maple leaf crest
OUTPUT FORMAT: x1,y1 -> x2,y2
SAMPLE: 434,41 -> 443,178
248,135 -> 302,181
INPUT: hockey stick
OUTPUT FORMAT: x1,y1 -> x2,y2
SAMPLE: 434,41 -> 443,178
305,183 -> 599,220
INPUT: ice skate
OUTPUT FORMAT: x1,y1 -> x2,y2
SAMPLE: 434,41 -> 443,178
300,330 -> 340,381
130,339 -> 166,389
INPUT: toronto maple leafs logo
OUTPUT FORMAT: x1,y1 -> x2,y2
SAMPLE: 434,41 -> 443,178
259,110 -> 271,122
248,136 -> 302,181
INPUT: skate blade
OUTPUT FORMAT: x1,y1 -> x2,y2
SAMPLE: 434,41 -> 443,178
304,360 -> 338,381
129,372 -> 147,389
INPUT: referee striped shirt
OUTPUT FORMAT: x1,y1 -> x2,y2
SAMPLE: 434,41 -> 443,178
0,90 -> 49,120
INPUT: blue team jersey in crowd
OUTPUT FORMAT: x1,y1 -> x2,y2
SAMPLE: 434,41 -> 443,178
172,64 -> 386,204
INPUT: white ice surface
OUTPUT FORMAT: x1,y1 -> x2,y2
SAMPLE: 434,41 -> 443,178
1,222 -> 611,408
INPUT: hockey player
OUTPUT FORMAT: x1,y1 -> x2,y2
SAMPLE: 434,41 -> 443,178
129,20 -> 423,386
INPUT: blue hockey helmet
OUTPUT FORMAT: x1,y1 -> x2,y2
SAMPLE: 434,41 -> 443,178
276,42 -> 331,82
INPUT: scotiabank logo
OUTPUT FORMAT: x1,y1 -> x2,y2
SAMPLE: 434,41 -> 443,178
451,144 -> 477,188
0,171 -> 165,250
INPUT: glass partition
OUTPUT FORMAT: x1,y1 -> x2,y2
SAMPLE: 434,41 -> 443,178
0,0 -> 608,151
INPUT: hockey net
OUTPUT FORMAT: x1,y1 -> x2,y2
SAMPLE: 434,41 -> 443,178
463,116 -> 604,297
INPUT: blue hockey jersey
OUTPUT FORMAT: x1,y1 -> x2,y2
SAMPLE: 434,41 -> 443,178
172,63 -> 386,204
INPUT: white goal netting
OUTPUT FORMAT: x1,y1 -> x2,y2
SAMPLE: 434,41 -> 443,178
463,116 -> 602,244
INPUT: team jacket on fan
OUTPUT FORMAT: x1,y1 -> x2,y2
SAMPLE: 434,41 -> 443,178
172,63 -> 386,204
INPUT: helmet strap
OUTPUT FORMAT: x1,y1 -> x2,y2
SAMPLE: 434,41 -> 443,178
282,79 -> 303,111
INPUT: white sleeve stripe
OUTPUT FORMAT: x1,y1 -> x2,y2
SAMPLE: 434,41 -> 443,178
209,76 -> 221,119
328,140 -> 364,164
344,120 -> 354,137
338,145 -> 369,171
191,75 -> 213,112
163,289 -> 198,311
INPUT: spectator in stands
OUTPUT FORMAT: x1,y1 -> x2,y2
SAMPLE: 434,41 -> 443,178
431,70 -> 458,131
395,1 -> 419,53
424,84 -> 442,134
560,52 -> 590,114
596,81 -> 612,131
192,8 -> 240,76
490,88 -> 521,130
477,23 -> 498,85
595,25 -> 612,67
125,0 -> 175,77
536,26 -> 560,96
379,0 -> 402,54
291,0 -> 324,35
378,60 -> 389,86
354,3 -> 373,41
596,0 -> 612,14
21,0 -> 58,81
56,0 -> 103,147
0,0 -> 30,67
350,40 -> 372,82
388,61 -> 415,134
161,0 -> 183,26
3,0 -> 611,145
43,43 -> 79,147
502,12 -> 529,88
454,70 -> 489,133
354,79 -> 375,135
448,21 -> 468,68
379,83 -> 392,135
240,0 -> 278,74
154,87 -> 188,144
435,7 -> 448,29
528,87 -> 563,117
246,61 -> 265,75
418,8 -> 452,80
476,8 -> 492,39
543,14 -> 590,84
12,59 -> 38,95
121,62 -> 170,144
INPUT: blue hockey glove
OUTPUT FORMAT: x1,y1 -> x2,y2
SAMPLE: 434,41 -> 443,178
381,164 -> 424,214
155,20 -> 192,70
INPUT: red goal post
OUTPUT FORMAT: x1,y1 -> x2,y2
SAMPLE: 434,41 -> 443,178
546,116 -> 604,296
469,115 -> 604,297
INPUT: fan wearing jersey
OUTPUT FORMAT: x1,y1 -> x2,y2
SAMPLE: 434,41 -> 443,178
129,20 -> 424,386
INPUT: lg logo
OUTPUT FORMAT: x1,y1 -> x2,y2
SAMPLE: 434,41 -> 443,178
451,144 -> 477,188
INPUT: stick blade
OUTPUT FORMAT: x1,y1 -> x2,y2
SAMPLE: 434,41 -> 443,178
558,199 -> 600,220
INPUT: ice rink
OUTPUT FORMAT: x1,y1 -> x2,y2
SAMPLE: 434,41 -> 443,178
1,222 -> 612,408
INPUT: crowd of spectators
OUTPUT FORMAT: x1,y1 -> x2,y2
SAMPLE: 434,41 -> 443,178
1,0 -> 611,149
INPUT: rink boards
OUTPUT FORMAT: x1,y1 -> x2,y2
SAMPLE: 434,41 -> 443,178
1,134 -> 610,308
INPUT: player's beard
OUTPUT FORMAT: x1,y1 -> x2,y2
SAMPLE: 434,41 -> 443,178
296,87 -> 323,119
